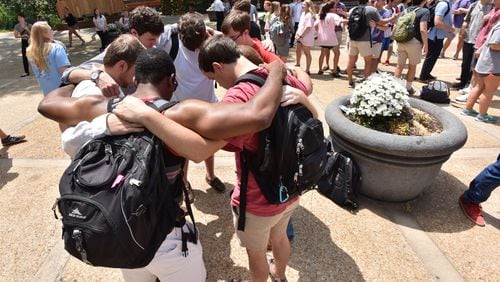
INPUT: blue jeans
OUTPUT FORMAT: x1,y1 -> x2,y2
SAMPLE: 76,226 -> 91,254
287,219 -> 294,241
463,154 -> 500,204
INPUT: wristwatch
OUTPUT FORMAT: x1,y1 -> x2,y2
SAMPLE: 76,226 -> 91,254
90,70 -> 103,83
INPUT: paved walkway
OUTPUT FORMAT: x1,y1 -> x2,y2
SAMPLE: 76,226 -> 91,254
0,18 -> 499,282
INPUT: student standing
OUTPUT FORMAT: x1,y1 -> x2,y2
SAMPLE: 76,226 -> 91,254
63,7 -> 85,47
13,13 -> 31,77
93,8 -> 108,51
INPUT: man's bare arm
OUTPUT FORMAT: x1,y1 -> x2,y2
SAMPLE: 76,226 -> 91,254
165,61 -> 285,139
38,85 -> 108,125
114,61 -> 285,140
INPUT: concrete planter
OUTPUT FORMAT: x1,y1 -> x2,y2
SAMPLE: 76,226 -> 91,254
325,95 -> 467,202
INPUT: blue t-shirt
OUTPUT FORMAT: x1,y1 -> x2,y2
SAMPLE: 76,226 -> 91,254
428,0 -> 453,40
31,43 -> 70,95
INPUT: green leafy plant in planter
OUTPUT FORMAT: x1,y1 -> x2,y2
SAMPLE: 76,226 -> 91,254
347,73 -> 442,136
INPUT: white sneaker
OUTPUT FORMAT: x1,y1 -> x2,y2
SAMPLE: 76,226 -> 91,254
455,93 -> 469,103
458,85 -> 471,95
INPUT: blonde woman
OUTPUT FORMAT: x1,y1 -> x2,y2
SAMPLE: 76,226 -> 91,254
27,22 -> 70,96
295,0 -> 315,74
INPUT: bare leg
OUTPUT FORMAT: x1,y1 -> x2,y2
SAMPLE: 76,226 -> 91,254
68,30 -> 73,46
442,34 -> 455,57
269,230 -> 291,280
478,75 -> 500,115
204,155 -> 215,180
454,36 -> 464,58
303,46 -> 312,73
385,44 -> 393,63
394,63 -> 404,78
465,73 -> 484,110
347,55 -> 357,83
0,128 -> 7,139
318,48 -> 326,72
324,48 -> 330,69
246,249 -> 270,282
363,55 -> 373,78
295,42 -> 303,67
333,46 -> 340,72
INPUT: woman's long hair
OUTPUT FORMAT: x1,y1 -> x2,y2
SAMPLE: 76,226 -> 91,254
26,21 -> 52,71
303,0 -> 316,18
93,8 -> 101,19
280,4 -> 291,24
319,2 -> 334,21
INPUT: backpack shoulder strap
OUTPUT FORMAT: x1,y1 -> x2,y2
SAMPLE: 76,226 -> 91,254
145,98 -> 178,113
169,32 -> 179,61
107,97 -> 178,113
233,72 -> 267,87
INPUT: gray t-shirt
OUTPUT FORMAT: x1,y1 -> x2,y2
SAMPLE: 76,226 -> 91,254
14,22 -> 31,40
464,1 -> 494,44
475,23 -> 500,75
350,5 -> 381,41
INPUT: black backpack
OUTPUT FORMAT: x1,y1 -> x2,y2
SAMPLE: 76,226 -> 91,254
54,99 -> 197,268
428,0 -> 450,30
348,6 -> 368,40
234,73 -> 329,231
420,80 -> 450,103
317,148 -> 361,212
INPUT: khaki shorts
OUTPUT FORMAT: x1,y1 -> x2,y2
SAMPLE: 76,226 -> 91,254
349,40 -> 372,57
232,199 -> 299,250
397,38 -> 423,66
371,42 -> 382,58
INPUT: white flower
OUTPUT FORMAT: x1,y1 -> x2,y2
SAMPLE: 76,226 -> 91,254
349,73 -> 409,118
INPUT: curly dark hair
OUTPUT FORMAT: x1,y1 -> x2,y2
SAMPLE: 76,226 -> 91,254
178,12 -> 207,51
129,6 -> 164,36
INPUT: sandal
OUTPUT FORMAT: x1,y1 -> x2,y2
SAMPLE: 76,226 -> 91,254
206,176 -> 226,193
267,255 -> 288,282
322,65 -> 330,71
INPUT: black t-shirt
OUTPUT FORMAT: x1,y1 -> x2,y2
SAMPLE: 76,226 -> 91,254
406,6 -> 430,43
64,13 -> 77,27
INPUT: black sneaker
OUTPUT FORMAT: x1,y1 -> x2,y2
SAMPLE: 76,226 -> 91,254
348,81 -> 355,88
407,87 -> 415,96
206,176 -> 226,193
1,135 -> 26,146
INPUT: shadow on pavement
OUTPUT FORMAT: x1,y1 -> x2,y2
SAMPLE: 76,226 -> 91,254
0,148 -> 17,190
192,183 -> 250,281
357,170 -> 483,233
289,205 -> 364,281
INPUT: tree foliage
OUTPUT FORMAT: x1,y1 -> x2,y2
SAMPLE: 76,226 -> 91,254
0,0 -> 58,29
161,0 -> 210,15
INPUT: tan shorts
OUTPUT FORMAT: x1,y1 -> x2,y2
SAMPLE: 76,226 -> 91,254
371,42 -> 382,58
349,40 -> 372,57
231,199 -> 299,250
397,38 -> 423,66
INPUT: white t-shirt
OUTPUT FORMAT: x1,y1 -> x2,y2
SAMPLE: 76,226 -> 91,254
171,40 -> 217,103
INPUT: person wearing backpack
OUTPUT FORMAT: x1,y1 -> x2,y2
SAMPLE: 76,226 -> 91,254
270,4 -> 294,61
418,0 -> 454,82
114,35 -> 313,282
394,0 -> 430,95
346,0 -> 394,88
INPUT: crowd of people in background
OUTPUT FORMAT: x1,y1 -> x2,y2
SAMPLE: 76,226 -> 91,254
4,0 -> 499,280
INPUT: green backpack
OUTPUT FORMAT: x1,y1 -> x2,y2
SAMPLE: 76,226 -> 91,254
394,8 -> 420,43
